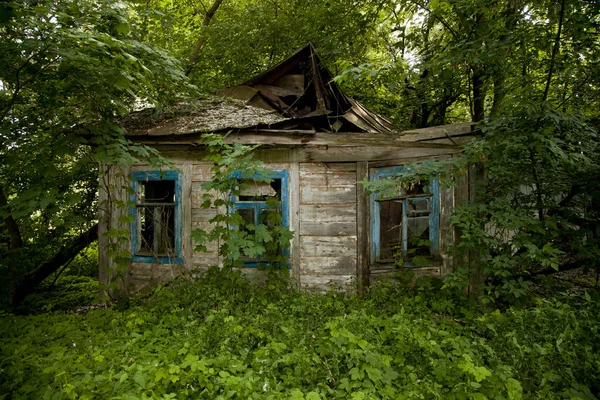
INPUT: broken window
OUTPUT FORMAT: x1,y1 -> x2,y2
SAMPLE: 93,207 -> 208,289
130,171 -> 182,263
370,167 -> 439,266
231,171 -> 289,266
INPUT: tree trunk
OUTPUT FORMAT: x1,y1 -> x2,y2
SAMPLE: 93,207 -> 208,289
12,223 -> 98,308
490,1 -> 518,118
490,70 -> 505,118
471,67 -> 485,122
0,184 -> 23,250
186,0 -> 225,76
542,0 -> 566,103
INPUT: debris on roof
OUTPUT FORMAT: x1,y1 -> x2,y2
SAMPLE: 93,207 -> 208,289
121,97 -> 287,136
122,43 -> 394,137
219,42 -> 393,134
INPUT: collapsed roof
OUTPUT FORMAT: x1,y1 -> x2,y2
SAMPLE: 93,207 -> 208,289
122,42 -> 394,137
217,42 -> 393,133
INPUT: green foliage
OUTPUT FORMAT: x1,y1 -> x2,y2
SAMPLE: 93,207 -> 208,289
17,275 -> 99,314
0,0 -> 195,303
192,134 -> 293,268
65,242 -> 99,278
1,269 -> 598,398
366,103 -> 600,304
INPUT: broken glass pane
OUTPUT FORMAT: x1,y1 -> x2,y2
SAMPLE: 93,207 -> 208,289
138,206 -> 154,255
140,180 -> 175,203
405,180 -> 429,195
156,206 -> 175,254
237,208 -> 255,232
238,179 -> 281,201
135,180 -> 176,257
259,208 -> 281,227
378,200 -> 403,262
407,198 -> 430,216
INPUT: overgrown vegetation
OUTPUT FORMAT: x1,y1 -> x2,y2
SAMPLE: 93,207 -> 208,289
1,0 -> 600,397
1,268 -> 598,399
191,134 -> 293,268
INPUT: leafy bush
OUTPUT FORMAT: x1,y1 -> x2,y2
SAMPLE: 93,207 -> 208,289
16,275 -> 99,314
1,268 -> 598,399
64,243 -> 99,278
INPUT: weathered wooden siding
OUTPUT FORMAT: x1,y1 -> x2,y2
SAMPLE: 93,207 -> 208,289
190,163 -> 220,270
98,164 -> 131,295
100,146 -> 475,293
298,163 -> 357,290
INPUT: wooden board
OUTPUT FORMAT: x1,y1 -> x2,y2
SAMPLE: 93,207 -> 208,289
368,154 -> 451,169
300,186 -> 356,204
299,236 -> 357,257
181,164 -> 193,270
129,262 -> 184,289
300,256 -> 357,275
399,123 -> 476,141
131,131 -> 471,149
192,252 -> 219,266
191,233 -> 219,251
261,146 -> 463,163
299,163 -> 357,173
438,185 -> 454,275
191,185 -> 221,209
191,208 -> 218,223
370,266 -> 441,284
356,161 -> 370,290
300,221 -> 356,236
300,171 -> 357,187
300,275 -> 355,291
98,165 -> 131,296
148,146 -> 463,164
299,204 -> 356,223
191,164 -> 214,181
290,162 -> 301,284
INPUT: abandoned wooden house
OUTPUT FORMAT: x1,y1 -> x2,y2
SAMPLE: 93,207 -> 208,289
99,43 -> 479,292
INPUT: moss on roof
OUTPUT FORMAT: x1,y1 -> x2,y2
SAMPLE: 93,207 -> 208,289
121,97 -> 288,136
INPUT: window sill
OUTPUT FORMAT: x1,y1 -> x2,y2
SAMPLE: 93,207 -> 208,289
371,260 -> 442,270
132,255 -> 184,264
239,262 -> 291,269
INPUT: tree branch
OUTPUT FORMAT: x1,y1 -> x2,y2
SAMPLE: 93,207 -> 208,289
542,0 -> 566,102
408,0 -> 458,39
186,0 -> 225,76
12,224 -> 98,308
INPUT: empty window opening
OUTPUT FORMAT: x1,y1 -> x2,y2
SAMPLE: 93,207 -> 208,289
135,180 -> 176,257
371,167 -> 439,267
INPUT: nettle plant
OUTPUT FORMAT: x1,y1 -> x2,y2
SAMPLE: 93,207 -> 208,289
192,134 -> 293,269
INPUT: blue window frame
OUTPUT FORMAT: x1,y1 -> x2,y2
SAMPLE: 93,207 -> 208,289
130,171 -> 183,264
230,169 -> 289,268
370,166 -> 439,266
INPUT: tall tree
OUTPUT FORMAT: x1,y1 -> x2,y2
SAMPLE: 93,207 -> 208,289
0,0 -> 193,306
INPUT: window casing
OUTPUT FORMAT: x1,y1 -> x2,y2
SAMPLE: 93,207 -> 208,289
130,171 -> 182,264
370,166 -> 439,266
230,170 -> 289,268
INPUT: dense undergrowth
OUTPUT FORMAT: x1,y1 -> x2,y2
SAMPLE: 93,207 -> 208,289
1,268 -> 599,399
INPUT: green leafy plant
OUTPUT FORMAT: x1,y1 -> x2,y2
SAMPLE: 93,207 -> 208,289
1,268 -> 598,398
191,134 -> 293,269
